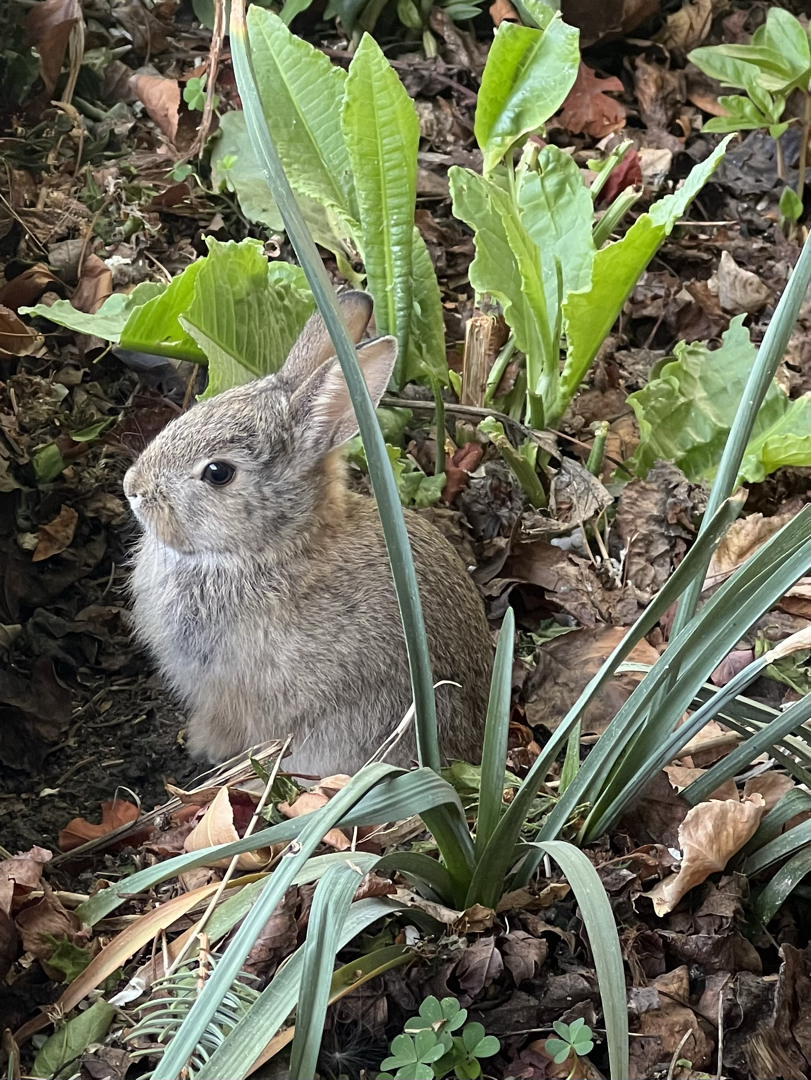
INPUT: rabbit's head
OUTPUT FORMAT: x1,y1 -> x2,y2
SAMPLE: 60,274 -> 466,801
123,291 -> 397,557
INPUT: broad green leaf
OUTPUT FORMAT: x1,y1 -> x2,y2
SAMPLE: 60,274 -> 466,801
626,315 -> 811,484
21,281 -> 165,342
517,143 -> 595,306
688,47 -> 767,91
342,34 -> 419,388
450,166 -> 553,416
560,136 -> 731,417
475,13 -> 579,174
180,237 -> 313,397
246,8 -> 357,220
691,10 -> 811,94
31,1000 -> 115,1080
211,110 -> 284,230
210,111 -> 358,270
703,91 -> 788,135
780,185 -> 804,222
404,228 -> 448,384
119,258 -> 207,363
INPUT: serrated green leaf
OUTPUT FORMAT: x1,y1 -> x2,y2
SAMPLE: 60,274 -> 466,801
450,166 -> 554,416
560,136 -> 731,418
180,238 -> 313,397
31,1000 -> 115,1080
246,8 -> 356,220
626,314 -> 811,484
475,13 -> 579,173
342,34 -> 419,389
21,281 -> 165,342
119,259 -> 207,363
405,228 -> 447,384
518,143 -> 595,307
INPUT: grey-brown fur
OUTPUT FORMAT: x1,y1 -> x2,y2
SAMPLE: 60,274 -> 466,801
124,292 -> 493,776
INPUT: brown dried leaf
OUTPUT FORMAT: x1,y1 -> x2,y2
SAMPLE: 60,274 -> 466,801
664,765 -> 737,802
0,306 -> 42,358
243,887 -> 298,977
0,265 -> 61,311
743,771 -> 794,813
705,502 -> 802,590
501,930 -> 547,985
58,798 -> 141,852
442,442 -> 483,504
717,250 -> 773,315
0,847 -> 52,916
70,254 -> 112,315
32,505 -> 78,562
129,72 -> 181,143
663,0 -> 726,51
559,62 -> 626,139
183,787 -> 271,869
647,794 -> 766,916
636,966 -> 714,1067
15,891 -> 80,959
489,0 -> 519,24
25,0 -> 82,94
455,934 -> 504,1002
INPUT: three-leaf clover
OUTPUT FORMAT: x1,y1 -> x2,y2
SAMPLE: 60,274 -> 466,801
405,996 -> 467,1037
183,74 -> 219,113
379,1029 -> 447,1080
545,1018 -> 595,1069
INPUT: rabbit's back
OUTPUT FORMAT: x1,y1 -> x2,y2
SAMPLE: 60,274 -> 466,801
131,492 -> 492,775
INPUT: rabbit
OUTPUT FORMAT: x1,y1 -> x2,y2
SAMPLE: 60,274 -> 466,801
123,291 -> 493,778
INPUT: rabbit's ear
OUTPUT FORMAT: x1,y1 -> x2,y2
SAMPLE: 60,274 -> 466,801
292,336 -> 397,450
281,291 -> 374,383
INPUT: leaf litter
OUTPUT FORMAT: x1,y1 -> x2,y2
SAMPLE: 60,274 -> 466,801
3,0 -> 811,1077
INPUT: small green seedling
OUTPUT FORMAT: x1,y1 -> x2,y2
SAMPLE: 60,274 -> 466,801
545,1018 -> 595,1079
379,996 -> 500,1080
183,74 -> 219,112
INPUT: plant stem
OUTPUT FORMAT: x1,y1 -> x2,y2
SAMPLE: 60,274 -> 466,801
431,375 -> 446,476
229,0 -> 440,771
776,134 -> 786,182
484,335 -> 516,405
798,89 -> 811,204
586,421 -> 609,476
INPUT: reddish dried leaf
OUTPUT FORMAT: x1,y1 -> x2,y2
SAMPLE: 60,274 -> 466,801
58,799 -> 140,852
183,787 -> 272,870
25,0 -> 81,94
559,62 -> 626,138
442,442 -> 483,503
129,72 -> 181,143
596,146 -> 643,206
0,847 -> 52,916
32,505 -> 79,562
71,254 -> 113,315
0,305 -> 42,357
489,0 -> 519,25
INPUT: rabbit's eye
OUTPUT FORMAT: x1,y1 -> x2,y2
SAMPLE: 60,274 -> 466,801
202,461 -> 235,486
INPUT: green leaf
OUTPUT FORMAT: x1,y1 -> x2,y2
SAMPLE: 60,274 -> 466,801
32,443 -> 65,484
626,315 -> 811,484
44,937 -> 94,982
471,1035 -> 500,1058
450,167 -> 553,415
702,91 -> 787,134
405,228 -> 448,384
560,136 -> 731,418
119,259 -> 207,363
780,185 -> 804,223
31,1000 -> 115,1079
342,34 -> 419,388
462,1022 -> 486,1051
246,8 -> 356,220
546,1038 -> 573,1064
518,143 -> 595,305
211,110 -> 285,231
475,607 -> 515,855
180,238 -> 314,397
752,845 -> 811,925
474,13 -> 579,173
290,863 -> 369,1079
21,281 -> 165,342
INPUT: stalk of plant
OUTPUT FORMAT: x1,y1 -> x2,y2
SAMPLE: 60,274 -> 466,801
228,0 -> 440,771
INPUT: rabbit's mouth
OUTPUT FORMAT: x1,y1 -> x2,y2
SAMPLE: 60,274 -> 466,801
128,494 -> 195,553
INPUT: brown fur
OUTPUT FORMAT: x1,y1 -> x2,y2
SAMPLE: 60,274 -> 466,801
124,292 -> 493,775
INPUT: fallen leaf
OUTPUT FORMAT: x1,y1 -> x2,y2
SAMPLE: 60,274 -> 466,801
32,505 -> 79,562
663,0 -> 724,50
561,0 -> 659,49
0,265 -> 61,311
0,910 -> 19,982
0,658 -> 72,770
129,72 -> 181,143
647,794 -> 766,915
664,765 -> 737,802
717,250 -> 773,315
559,62 -> 626,139
0,847 -> 52,915
442,442 -> 483,503
745,944 -> 811,1080
15,891 -> 81,960
243,887 -> 298,977
635,966 -> 714,1069
58,799 -> 141,852
489,0 -> 518,24
455,934 -> 504,1003
710,648 -> 754,687
501,930 -> 547,985
70,254 -> 112,315
596,146 -> 643,206
743,772 -> 794,813
24,0 -> 82,94
183,787 -> 271,869
0,306 -> 42,357
705,502 -> 802,590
